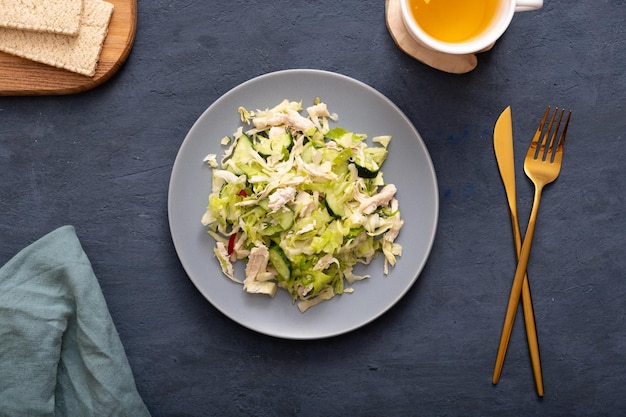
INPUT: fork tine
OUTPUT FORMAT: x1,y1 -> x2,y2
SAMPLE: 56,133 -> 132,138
530,107 -> 552,159
550,109 -> 572,163
559,110 -> 572,148
545,108 -> 565,161
538,108 -> 559,161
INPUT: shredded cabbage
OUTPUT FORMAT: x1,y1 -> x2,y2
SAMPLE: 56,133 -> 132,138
202,99 -> 404,312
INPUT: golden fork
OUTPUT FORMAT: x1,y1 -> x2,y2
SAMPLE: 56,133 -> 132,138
492,106 -> 572,395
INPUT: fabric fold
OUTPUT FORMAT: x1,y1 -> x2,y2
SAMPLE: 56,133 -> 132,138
0,225 -> 150,417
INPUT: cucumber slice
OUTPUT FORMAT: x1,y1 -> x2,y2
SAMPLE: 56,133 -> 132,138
269,245 -> 291,281
276,131 -> 294,154
254,135 -> 273,157
259,208 -> 295,237
353,146 -> 388,178
275,208 -> 295,230
324,192 -> 345,218
254,131 -> 293,159
230,134 -> 263,177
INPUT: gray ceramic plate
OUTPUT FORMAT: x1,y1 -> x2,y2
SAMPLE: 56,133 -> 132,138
168,69 -> 438,339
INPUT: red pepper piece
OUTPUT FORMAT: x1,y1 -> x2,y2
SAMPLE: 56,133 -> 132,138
228,233 -> 236,255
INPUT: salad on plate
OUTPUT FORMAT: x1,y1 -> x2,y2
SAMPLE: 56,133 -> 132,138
201,98 -> 404,312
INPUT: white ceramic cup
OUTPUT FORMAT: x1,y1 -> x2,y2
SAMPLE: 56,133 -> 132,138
400,0 -> 543,55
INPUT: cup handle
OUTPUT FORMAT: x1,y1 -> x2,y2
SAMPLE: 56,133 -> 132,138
515,0 -> 543,12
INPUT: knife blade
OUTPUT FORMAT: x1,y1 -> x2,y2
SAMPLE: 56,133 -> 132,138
492,106 -> 544,396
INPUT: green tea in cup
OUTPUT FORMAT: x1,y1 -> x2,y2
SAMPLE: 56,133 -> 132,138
400,0 -> 543,55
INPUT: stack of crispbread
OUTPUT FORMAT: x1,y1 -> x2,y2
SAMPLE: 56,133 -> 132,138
0,0 -> 114,77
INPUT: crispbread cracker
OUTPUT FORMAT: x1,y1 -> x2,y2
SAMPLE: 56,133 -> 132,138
0,0 -> 114,77
0,0 -> 84,36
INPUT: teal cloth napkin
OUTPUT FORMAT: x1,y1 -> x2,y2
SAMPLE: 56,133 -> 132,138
0,226 -> 150,417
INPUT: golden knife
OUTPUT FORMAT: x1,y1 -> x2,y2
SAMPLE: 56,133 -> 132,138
492,106 -> 544,396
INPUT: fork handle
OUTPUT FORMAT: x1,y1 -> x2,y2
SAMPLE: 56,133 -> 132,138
493,185 -> 544,390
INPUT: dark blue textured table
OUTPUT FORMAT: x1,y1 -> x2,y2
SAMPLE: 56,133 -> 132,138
1,1 -> 625,415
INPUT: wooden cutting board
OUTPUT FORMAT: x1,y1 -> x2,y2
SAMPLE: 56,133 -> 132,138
0,0 -> 137,96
